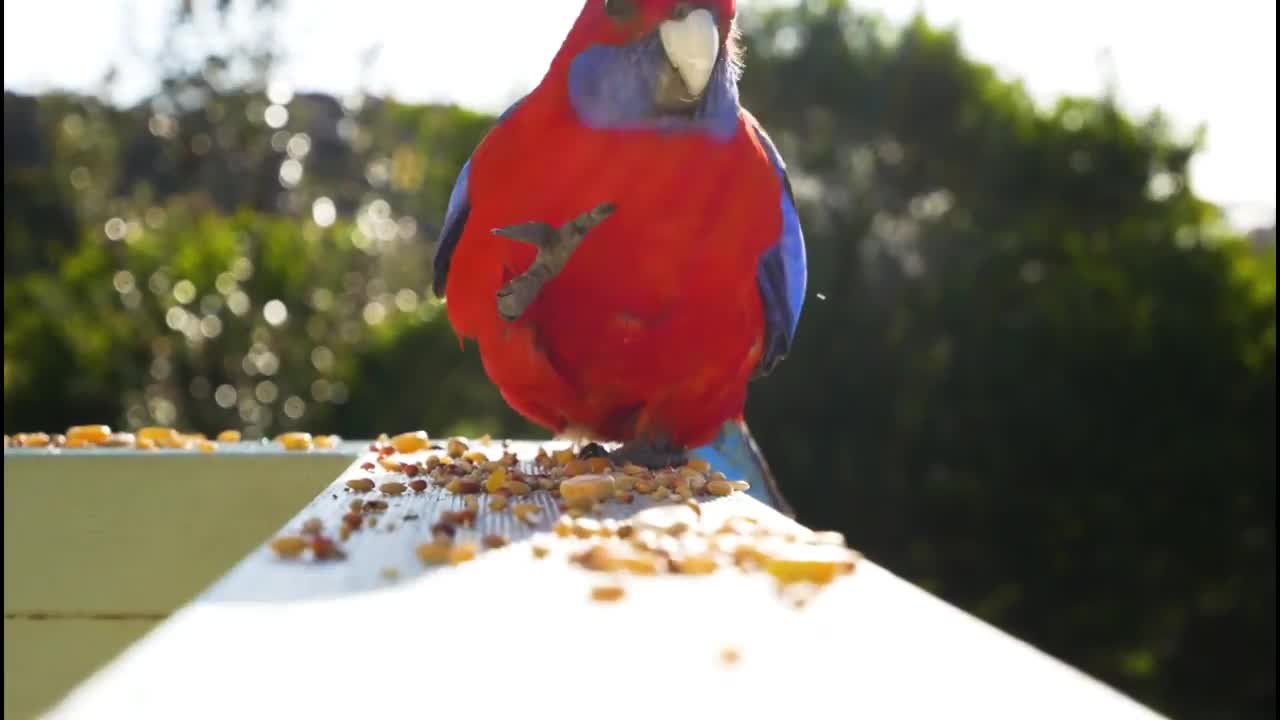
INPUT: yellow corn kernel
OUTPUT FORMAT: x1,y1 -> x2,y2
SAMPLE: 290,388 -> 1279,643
446,438 -> 468,458
138,426 -> 184,448
764,546 -> 860,586
314,434 -> 340,449
464,450 -> 489,464
277,432 -> 313,451
532,541 -> 551,559
559,474 -> 615,504
67,425 -> 111,444
675,554 -> 719,575
391,430 -> 430,453
554,515 -> 574,537
513,503 -> 541,525
448,542 -> 478,565
506,480 -> 532,496
489,496 -> 509,512
416,541 -> 451,565
621,555 -> 661,575
464,495 -> 480,512
269,536 -> 307,559
135,437 -> 157,451
484,466 -> 508,493
634,478 -> 656,494
197,439 -> 218,453
216,429 -> 242,443
614,475 -> 637,491
552,448 -> 576,466
590,584 -> 626,603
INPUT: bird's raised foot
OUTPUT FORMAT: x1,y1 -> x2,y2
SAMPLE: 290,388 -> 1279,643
493,202 -> 616,321
608,438 -> 688,470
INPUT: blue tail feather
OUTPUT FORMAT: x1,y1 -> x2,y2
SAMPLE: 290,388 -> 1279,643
689,419 -> 794,517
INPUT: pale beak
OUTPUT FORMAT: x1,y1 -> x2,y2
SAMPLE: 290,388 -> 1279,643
658,8 -> 720,99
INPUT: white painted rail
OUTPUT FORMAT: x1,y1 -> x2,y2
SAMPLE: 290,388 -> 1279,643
30,440 -> 1164,720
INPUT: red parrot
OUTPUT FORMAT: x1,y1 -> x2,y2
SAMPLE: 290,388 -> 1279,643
433,0 -> 806,509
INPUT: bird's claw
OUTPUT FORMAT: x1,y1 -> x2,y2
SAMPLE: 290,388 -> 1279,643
494,202 -> 616,321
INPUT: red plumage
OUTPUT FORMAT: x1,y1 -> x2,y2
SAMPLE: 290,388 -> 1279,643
444,1 -> 781,449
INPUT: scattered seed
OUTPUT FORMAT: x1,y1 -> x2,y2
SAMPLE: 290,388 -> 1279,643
731,480 -> 751,492
720,646 -> 741,666
489,496 -> 509,512
447,438 -> 468,458
449,542 -> 478,565
591,584 -> 626,603
101,432 -> 135,447
416,541 -> 451,565
483,534 -> 508,549
346,477 -> 375,492
66,425 -> 111,444
216,429 -> 242,443
532,541 -> 551,559
270,535 -> 307,559
707,479 -> 733,496
408,479 -> 428,492
314,434 -> 340,449
390,431 -> 430,454
301,517 -> 323,534
380,482 -> 407,496
274,432 -> 311,451
381,567 -> 400,580
364,500 -> 389,513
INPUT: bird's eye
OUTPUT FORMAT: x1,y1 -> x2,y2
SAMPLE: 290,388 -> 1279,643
604,0 -> 637,21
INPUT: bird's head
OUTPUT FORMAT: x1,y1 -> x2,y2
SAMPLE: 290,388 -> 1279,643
554,1 -> 742,136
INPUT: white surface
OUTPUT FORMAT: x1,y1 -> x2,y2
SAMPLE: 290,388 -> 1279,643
46,441 -> 1165,720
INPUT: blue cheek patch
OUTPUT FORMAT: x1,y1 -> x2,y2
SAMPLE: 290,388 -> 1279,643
567,37 -> 739,142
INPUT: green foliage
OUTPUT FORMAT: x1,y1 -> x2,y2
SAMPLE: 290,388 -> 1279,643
2,1 -> 1273,717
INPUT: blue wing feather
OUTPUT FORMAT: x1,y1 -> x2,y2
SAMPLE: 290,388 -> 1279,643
748,117 -> 807,378
432,96 -> 527,298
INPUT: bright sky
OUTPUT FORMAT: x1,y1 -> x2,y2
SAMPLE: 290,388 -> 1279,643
4,0 -> 1275,229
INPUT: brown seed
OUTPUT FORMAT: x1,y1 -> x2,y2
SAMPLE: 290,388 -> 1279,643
310,535 -> 343,561
707,479 -> 733,496
408,479 -> 428,492
590,584 -> 626,603
342,512 -> 362,529
338,525 -> 352,541
346,477 -> 375,492
731,480 -> 751,492
634,479 -> 656,494
446,438 -> 468,458
501,451 -> 519,466
380,482 -> 407,496
301,517 -> 323,534
360,461 -> 376,471
685,458 -> 711,473
14,432 -> 49,448
269,535 -> 307,559
401,463 -> 422,477
532,541 -> 551,559
651,487 -> 670,501
506,480 -> 533,497
363,499 -> 389,513
349,499 -> 365,512
489,495 -> 509,512
441,510 -> 476,527
575,545 -> 621,571
483,534 -> 508,549
720,646 -> 741,666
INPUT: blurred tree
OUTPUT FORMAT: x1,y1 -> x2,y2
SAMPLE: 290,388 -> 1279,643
2,1 -> 1273,717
